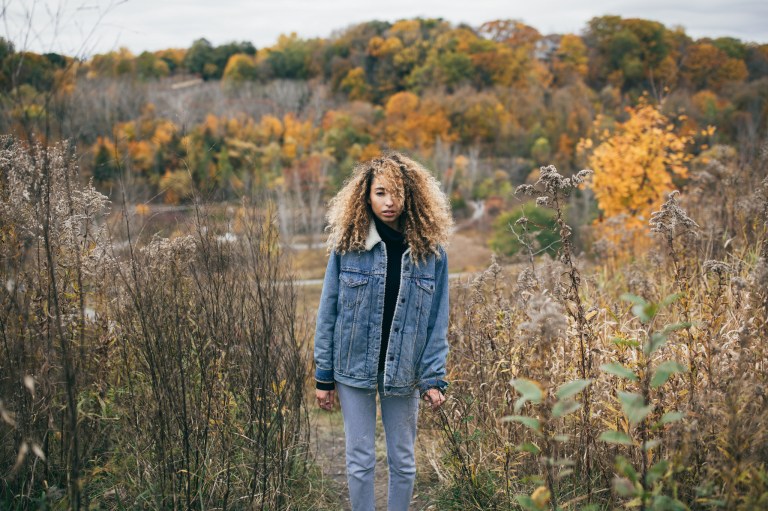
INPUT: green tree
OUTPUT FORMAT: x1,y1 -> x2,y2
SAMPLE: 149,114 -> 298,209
135,51 -> 169,79
584,16 -> 674,91
490,204 -> 561,257
184,38 -> 215,78
266,33 -> 315,79
92,139 -> 120,185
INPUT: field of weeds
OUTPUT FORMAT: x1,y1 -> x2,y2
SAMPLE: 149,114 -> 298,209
1,136 -> 767,510
417,161 -> 768,510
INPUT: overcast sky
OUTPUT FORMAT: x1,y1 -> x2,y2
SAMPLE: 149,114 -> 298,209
6,0 -> 768,57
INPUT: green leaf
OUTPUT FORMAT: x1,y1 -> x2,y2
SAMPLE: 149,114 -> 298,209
515,495 -> 541,511
618,391 -> 653,425
552,399 -> 581,418
599,430 -> 633,445
516,442 -> 541,454
511,378 -> 543,402
651,495 -> 687,510
659,411 -> 684,425
621,293 -> 647,305
600,362 -> 639,381
662,321 -> 692,334
556,379 -> 592,400
660,292 -> 683,307
501,415 -> 541,432
616,455 -> 638,482
612,336 -> 641,348
511,378 -> 543,411
647,460 -> 669,485
644,331 -> 668,356
651,360 -> 687,388
632,301 -> 658,323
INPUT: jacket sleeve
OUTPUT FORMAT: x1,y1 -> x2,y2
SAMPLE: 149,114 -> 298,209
314,250 -> 340,388
417,247 -> 449,395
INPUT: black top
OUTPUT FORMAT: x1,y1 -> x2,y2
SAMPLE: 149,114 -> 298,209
315,216 -> 407,391
374,215 -> 407,371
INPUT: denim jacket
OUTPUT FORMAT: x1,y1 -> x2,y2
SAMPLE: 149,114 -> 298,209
314,221 -> 449,396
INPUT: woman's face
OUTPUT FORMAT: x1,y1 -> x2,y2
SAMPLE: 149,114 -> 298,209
368,174 -> 403,231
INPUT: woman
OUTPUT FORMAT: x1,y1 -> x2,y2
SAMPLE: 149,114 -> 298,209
314,151 -> 452,511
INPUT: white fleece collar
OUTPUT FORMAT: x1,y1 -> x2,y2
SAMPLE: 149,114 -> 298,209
364,221 -> 381,251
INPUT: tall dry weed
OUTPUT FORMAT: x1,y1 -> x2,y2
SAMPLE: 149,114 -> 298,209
1,136 -> 311,510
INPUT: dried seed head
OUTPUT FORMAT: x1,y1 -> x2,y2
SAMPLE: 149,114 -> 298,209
649,191 -> 699,238
703,260 -> 733,275
519,292 -> 568,345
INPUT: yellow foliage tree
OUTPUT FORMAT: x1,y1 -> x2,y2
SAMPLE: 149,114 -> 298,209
581,100 -> 692,255
340,67 -> 370,101
383,91 -> 452,152
281,113 -> 316,160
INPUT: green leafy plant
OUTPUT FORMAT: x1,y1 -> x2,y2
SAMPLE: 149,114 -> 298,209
503,376 -> 592,511
599,293 -> 690,511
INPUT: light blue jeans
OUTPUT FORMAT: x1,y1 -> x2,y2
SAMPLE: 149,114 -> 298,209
336,373 -> 420,511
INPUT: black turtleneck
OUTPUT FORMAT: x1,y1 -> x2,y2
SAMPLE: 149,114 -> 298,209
373,215 -> 407,371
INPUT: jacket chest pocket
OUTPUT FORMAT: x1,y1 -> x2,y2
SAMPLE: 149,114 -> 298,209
340,273 -> 369,309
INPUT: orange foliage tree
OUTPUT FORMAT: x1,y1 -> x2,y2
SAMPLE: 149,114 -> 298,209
580,99 -> 692,255
383,91 -> 452,152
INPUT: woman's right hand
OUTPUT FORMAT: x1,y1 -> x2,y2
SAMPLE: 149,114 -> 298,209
316,389 -> 336,411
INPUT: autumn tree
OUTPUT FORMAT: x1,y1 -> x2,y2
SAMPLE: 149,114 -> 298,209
584,16 -> 677,92
552,34 -> 588,85
339,67 -> 370,100
222,53 -> 259,83
477,19 -> 546,89
383,91 -> 452,152
681,42 -> 748,92
581,99 -> 692,253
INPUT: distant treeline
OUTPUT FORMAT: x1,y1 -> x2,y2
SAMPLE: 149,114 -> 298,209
1,16 -> 766,208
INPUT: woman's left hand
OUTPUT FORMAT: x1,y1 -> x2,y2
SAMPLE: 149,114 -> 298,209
423,388 -> 445,410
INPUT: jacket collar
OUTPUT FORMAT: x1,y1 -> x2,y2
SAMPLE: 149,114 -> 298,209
364,220 -> 381,251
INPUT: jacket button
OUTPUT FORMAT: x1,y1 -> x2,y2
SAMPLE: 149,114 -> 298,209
394,328 -> 399,333
400,298 -> 405,303
388,357 -> 394,361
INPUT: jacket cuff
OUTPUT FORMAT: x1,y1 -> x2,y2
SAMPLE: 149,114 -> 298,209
315,367 -> 334,385
418,378 -> 448,396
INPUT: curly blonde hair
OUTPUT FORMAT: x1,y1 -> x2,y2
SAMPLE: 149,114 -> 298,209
326,152 -> 453,263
